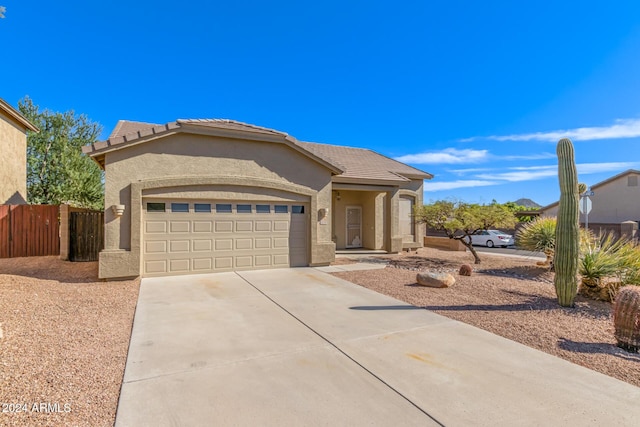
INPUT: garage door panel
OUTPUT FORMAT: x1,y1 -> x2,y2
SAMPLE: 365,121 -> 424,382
235,256 -> 253,268
235,239 -> 253,250
273,237 -> 289,248
193,258 -> 213,270
215,221 -> 233,232
143,201 -> 308,277
273,220 -> 289,231
236,221 -> 253,232
169,259 -> 190,272
145,240 -> 167,254
273,254 -> 289,265
215,239 -> 233,251
145,260 -> 167,274
193,221 -> 213,233
255,238 -> 271,249
170,240 -> 190,253
215,257 -> 233,269
170,221 -> 190,233
146,221 -> 167,233
193,239 -> 212,252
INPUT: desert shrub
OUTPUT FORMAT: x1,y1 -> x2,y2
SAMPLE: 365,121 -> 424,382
579,234 -> 640,300
516,216 -> 592,267
516,216 -> 557,254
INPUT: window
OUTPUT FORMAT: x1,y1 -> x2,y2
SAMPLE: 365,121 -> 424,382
237,204 -> 252,213
194,203 -> 211,213
216,204 -> 232,213
629,175 -> 638,187
274,205 -> 288,214
256,205 -> 270,213
147,202 -> 165,212
292,205 -> 305,214
171,203 -> 189,213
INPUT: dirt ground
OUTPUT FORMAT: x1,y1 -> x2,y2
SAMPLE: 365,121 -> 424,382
0,257 -> 140,427
332,247 -> 640,388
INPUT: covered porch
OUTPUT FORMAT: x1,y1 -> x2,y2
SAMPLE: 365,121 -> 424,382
331,184 -> 422,253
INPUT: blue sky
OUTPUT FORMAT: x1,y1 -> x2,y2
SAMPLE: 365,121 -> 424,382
2,1 -> 640,206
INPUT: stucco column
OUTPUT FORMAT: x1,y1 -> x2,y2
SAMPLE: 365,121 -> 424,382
387,188 -> 402,253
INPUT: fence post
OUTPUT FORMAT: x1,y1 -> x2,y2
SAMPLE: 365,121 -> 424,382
59,204 -> 70,260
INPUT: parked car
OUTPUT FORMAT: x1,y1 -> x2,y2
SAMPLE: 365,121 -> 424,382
465,230 -> 514,248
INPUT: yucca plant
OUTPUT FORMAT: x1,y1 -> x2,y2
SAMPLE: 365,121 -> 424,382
515,216 -> 557,266
579,233 -> 640,301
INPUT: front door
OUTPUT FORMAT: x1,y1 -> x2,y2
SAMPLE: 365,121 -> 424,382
345,206 -> 362,248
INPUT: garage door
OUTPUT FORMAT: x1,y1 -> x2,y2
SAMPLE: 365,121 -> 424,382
142,200 -> 308,277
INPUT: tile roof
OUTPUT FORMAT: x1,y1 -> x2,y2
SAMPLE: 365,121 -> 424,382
177,119 -> 288,136
87,119 -> 432,183
297,141 -> 432,182
109,120 -> 160,139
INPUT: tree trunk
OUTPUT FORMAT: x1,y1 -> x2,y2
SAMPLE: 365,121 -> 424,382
459,239 -> 481,264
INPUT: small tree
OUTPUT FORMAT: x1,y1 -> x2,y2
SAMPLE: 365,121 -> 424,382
19,97 -> 104,209
414,200 -> 517,264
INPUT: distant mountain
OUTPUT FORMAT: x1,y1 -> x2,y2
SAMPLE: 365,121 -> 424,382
514,198 -> 542,209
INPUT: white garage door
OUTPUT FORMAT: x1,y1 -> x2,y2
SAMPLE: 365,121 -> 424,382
142,200 -> 308,277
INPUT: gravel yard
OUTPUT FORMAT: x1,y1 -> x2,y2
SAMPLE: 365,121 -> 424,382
0,257 -> 140,427
2,249 -> 638,426
332,247 -> 640,388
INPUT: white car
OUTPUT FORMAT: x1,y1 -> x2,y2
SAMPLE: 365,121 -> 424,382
466,229 -> 514,248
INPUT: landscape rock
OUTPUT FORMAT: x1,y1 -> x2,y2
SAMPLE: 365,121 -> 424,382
416,271 -> 455,288
459,264 -> 473,276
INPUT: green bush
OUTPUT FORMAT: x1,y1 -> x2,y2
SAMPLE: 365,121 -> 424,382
515,216 -> 557,254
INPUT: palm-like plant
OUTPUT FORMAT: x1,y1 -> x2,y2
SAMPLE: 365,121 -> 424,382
515,217 -> 558,266
579,233 -> 640,300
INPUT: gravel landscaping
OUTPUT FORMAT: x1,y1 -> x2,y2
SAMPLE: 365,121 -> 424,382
332,247 -> 640,388
2,248 -> 638,426
0,257 -> 140,427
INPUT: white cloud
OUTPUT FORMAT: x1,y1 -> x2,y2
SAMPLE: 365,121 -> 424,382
500,153 -> 556,160
394,148 -> 488,165
423,180 -> 499,191
473,118 -> 640,142
475,169 -> 557,182
432,162 -> 640,189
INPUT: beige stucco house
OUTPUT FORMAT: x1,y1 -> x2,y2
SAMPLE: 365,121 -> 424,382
540,169 -> 640,232
0,98 -> 39,204
83,119 -> 432,279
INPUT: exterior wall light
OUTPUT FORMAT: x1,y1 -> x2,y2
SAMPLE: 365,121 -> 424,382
111,204 -> 126,217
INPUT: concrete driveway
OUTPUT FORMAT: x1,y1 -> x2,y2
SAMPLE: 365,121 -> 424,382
116,267 -> 640,426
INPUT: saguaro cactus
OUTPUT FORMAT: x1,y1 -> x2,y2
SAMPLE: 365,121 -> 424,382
554,138 -> 580,307
613,286 -> 640,352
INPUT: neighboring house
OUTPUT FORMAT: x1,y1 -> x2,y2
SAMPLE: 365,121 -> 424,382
539,169 -> 640,232
0,97 -> 39,204
83,119 -> 432,279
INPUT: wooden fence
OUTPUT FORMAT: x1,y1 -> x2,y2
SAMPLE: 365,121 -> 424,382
69,211 -> 104,262
0,205 -> 60,258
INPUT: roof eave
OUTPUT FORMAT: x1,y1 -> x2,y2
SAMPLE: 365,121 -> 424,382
332,176 -> 408,186
0,98 -> 39,133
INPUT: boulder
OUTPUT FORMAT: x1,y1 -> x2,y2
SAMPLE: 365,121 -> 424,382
458,264 -> 473,276
416,272 -> 455,288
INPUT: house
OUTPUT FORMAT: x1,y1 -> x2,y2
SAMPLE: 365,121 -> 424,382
83,119 -> 432,279
0,97 -> 39,204
539,169 -> 640,235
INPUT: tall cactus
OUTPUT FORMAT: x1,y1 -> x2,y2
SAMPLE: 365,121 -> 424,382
554,138 -> 580,307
